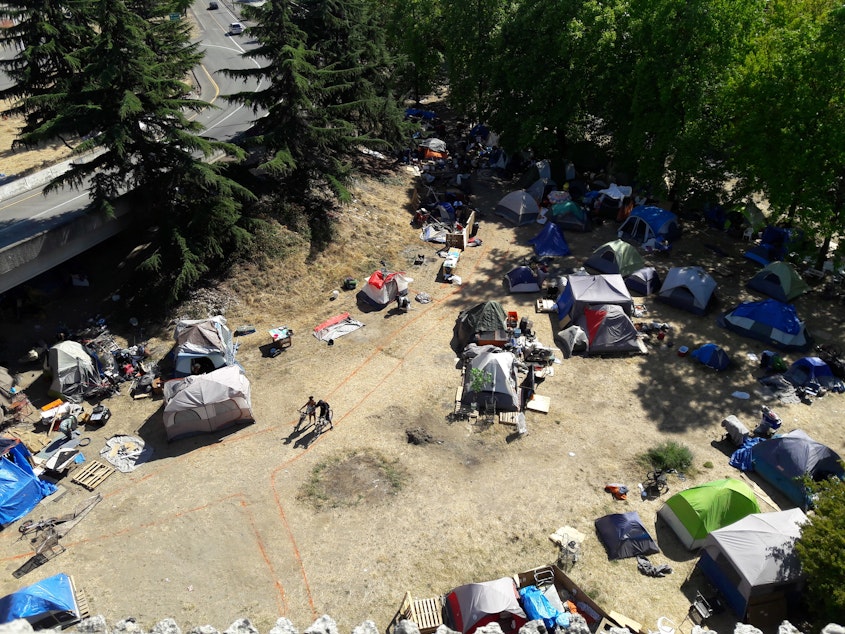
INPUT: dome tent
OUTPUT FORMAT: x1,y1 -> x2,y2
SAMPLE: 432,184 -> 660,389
504,266 -> 541,293
455,301 -> 508,349
595,511 -> 659,560
718,299 -> 810,351
691,343 -> 731,371
584,240 -> 644,277
618,205 -> 681,247
747,261 -> 809,302
46,341 -> 100,402
657,478 -> 760,549
657,266 -> 717,315
528,222 -> 570,257
495,191 -> 540,226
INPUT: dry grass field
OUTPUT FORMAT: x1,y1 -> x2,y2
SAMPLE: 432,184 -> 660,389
1,140 -> 844,634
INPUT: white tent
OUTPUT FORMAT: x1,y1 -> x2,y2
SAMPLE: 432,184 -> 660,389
360,270 -> 413,307
163,366 -> 254,441
46,341 -> 99,401
495,191 -> 540,226
172,316 -> 236,378
460,346 -> 520,412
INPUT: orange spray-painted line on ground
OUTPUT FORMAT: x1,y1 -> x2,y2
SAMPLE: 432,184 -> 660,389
240,497 -> 289,616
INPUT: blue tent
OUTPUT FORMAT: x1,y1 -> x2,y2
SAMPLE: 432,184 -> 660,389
595,511 -> 660,560
691,344 -> 731,371
784,357 -> 833,388
0,573 -> 80,628
744,226 -> 795,267
717,300 -> 810,351
617,205 -> 682,246
751,430 -> 844,509
505,266 -> 541,293
0,439 -> 57,527
625,267 -> 661,296
528,222 -> 570,257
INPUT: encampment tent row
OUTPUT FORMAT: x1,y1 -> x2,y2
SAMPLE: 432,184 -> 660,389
657,478 -> 760,549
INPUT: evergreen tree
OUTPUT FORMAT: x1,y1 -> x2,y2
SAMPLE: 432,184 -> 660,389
0,0 -> 96,137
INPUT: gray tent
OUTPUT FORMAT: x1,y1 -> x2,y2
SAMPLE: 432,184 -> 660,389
495,191 -> 540,226
46,341 -> 100,402
698,509 -> 807,626
657,266 -> 717,315
455,301 -> 508,349
460,346 -> 520,412
577,304 -> 646,355
173,316 -> 236,378
554,274 -> 634,325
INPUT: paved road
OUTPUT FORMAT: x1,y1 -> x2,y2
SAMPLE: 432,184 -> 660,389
0,0 -> 263,250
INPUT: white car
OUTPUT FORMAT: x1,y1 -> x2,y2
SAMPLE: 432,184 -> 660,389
229,22 -> 244,35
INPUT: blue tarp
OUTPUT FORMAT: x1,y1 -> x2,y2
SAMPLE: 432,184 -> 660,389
519,585 -> 565,630
744,226 -> 795,266
0,440 -> 57,526
0,573 -> 76,625
528,222 -> 571,257
729,437 -> 764,471
691,343 -> 731,371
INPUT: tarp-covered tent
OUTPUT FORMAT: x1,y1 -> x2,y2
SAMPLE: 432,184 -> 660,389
555,274 -> 634,323
657,479 -> 760,550
0,573 -> 82,629
46,341 -> 99,401
549,200 -> 591,232
455,301 -> 508,349
495,191 -> 540,226
444,577 -> 526,634
625,267 -> 661,296
163,365 -> 254,441
751,429 -> 844,509
698,509 -> 806,624
359,270 -> 412,308
595,511 -> 660,560
717,300 -> 810,351
745,226 -> 796,267
584,240 -> 644,277
173,316 -> 236,378
691,343 -> 731,371
528,222 -> 570,257
0,438 -> 57,527
505,267 -> 541,293
577,305 -> 645,355
657,266 -> 717,315
417,137 -> 447,153
783,357 -> 834,388
747,262 -> 809,303
460,346 -> 520,412
618,205 -> 681,247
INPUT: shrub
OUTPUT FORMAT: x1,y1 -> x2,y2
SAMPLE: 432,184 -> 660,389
639,441 -> 693,473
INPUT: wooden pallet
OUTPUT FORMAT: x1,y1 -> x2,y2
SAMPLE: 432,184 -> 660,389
393,592 -> 443,634
71,460 -> 115,490
499,411 -> 519,426
74,584 -> 91,620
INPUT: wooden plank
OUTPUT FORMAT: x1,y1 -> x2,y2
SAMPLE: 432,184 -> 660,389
499,412 -> 518,426
71,460 -> 115,491
525,394 -> 550,413
738,472 -> 781,512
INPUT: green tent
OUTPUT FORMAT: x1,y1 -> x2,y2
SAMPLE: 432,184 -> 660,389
584,239 -> 645,277
747,261 -> 810,302
455,301 -> 508,349
657,478 -> 760,550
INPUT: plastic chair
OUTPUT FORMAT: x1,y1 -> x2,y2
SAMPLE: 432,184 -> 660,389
742,227 -> 755,242
652,617 -> 676,634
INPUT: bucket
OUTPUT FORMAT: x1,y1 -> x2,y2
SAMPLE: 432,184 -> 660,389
678,346 -> 689,357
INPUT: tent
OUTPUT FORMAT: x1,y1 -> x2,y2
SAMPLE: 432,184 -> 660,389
0,573 -> 82,629
173,316 -> 236,378
554,274 -> 634,323
697,509 -> 807,624
46,341 -> 99,401
495,191 -> 541,226
783,357 -> 834,388
455,301 -> 508,349
528,222 -> 571,257
750,429 -> 844,509
657,267 -> 717,315
747,262 -> 809,303
359,270 -> 413,308
618,205 -> 681,247
577,305 -> 645,355
657,478 -> 760,550
744,227 -> 796,267
460,346 -> 520,412
163,365 -> 254,441
717,300 -> 810,351
584,240 -> 644,277
595,511 -> 660,560
690,343 -> 731,371
0,438 -> 57,527
444,577 -> 526,634
526,177 -> 557,204
504,266 -> 541,293
549,200 -> 591,232
625,267 -> 661,296
417,138 -> 447,153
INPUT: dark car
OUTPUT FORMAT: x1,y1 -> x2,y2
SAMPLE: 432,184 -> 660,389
207,2 -> 218,8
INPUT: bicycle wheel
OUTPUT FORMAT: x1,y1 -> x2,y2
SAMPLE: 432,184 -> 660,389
18,520 -> 34,534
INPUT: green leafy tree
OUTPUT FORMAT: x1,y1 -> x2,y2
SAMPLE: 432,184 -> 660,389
795,476 -> 845,625
382,0 -> 443,104
0,0 -> 96,137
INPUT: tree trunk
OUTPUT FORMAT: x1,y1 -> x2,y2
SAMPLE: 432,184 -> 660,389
816,175 -> 845,270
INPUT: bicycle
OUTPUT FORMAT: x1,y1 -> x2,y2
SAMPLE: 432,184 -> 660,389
18,516 -> 62,536
313,409 -> 334,436
642,468 -> 677,498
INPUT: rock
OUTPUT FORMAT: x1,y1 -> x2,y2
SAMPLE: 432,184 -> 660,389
0,619 -> 35,634
114,619 -> 145,634
734,625 -> 763,634
822,626 -> 845,634
405,428 -> 433,445
224,620 -> 259,634
394,621 -> 421,634
778,622 -> 803,634
304,616 -> 339,634
76,616 -> 110,634
351,622 -> 378,634
151,619 -> 181,634
434,625 -> 460,634
475,625 -> 504,634
269,619 -> 299,634
187,627 -> 219,634
518,620 -> 547,634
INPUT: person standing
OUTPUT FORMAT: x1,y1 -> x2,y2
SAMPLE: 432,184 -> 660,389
316,400 -> 333,430
300,396 -> 317,425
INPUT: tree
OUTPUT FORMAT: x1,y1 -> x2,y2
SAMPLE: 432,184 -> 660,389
382,0 -> 442,104
0,0 -> 96,137
795,477 -> 845,625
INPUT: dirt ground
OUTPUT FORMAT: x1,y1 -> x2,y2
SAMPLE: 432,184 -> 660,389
1,153 -> 844,634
